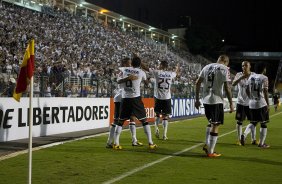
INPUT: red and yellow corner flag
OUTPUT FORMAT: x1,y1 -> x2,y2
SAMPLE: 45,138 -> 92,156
13,39 -> 35,102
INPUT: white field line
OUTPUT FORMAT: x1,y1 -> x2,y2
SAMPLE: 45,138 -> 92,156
102,111 -> 282,184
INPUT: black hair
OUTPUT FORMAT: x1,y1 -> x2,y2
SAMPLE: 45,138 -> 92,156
132,57 -> 141,68
254,62 -> 266,74
160,60 -> 168,68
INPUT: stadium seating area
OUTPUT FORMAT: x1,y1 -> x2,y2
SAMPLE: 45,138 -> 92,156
0,1 -> 209,97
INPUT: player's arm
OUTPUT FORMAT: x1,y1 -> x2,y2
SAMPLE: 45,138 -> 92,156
232,73 -> 244,86
224,81 -> 234,113
195,77 -> 203,110
263,88 -> 269,106
117,72 -> 138,84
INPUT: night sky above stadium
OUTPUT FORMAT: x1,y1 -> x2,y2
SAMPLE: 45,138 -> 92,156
89,0 -> 282,52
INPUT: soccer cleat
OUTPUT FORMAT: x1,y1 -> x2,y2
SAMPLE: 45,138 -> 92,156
236,141 -> 242,146
202,144 -> 208,154
258,144 -> 270,148
155,129 -> 160,139
207,152 -> 222,157
113,145 -> 123,150
148,144 -> 157,150
163,136 -> 168,140
251,140 -> 259,145
106,143 -> 113,149
132,141 -> 143,146
240,135 -> 245,146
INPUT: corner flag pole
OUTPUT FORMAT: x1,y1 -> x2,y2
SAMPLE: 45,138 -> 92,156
28,76 -> 34,184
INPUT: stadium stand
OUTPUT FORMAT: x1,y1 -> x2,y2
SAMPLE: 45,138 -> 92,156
0,0 -> 211,98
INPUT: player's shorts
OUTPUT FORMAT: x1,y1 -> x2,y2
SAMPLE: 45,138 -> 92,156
114,102 -> 120,120
203,104 -> 224,124
235,104 -> 251,121
119,96 -> 146,121
154,98 -> 172,116
249,106 -> 269,123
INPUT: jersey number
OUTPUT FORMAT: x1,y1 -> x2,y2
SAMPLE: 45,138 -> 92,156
251,81 -> 261,99
126,80 -> 132,87
158,78 -> 170,90
207,71 -> 215,88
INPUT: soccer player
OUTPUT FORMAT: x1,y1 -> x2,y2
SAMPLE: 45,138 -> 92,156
142,61 -> 179,140
272,89 -> 280,112
232,61 -> 257,145
106,58 -> 143,148
113,56 -> 157,150
242,62 -> 270,148
195,55 -> 234,157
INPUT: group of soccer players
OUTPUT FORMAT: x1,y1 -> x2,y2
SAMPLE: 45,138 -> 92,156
106,55 -> 179,150
106,54 -> 271,157
195,55 -> 270,157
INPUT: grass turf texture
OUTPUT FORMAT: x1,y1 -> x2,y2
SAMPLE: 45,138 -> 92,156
1,108 -> 282,184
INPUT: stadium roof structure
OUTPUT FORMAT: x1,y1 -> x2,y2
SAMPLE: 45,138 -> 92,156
228,52 -> 282,61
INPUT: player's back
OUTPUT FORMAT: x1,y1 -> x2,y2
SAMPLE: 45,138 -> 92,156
200,63 -> 230,104
248,73 -> 268,109
120,67 -> 146,98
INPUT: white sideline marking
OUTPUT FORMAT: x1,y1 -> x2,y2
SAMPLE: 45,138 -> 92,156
102,111 -> 282,184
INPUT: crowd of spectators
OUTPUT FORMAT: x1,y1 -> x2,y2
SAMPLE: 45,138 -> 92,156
0,1 -> 210,98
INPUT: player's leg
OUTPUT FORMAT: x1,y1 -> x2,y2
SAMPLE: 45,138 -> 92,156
206,104 -> 223,157
258,106 -> 270,148
154,98 -> 162,138
106,102 -> 120,148
161,99 -> 172,140
162,115 -> 169,140
129,116 -> 143,146
235,104 -> 244,145
134,97 -> 157,149
113,99 -> 131,149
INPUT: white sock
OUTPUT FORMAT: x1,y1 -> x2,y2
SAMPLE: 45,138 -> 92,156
114,125 -> 123,146
155,117 -> 160,132
236,123 -> 242,141
143,124 -> 153,145
251,125 -> 256,141
205,126 -> 211,145
208,134 -> 218,154
259,128 -> 267,145
162,119 -> 168,138
129,122 -> 137,143
243,124 -> 253,138
107,124 -> 116,145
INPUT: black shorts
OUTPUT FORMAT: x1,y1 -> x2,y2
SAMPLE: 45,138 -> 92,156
119,97 -> 147,121
235,104 -> 251,121
154,98 -> 172,115
204,104 -> 224,124
250,106 -> 269,122
114,102 -> 121,120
